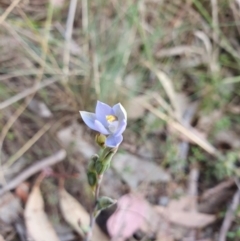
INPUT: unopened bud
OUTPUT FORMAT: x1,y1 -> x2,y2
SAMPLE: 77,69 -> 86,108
95,133 -> 106,148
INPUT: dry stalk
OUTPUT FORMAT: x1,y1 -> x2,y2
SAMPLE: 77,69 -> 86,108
0,0 -> 21,25
63,0 -> 78,83
0,149 -> 66,196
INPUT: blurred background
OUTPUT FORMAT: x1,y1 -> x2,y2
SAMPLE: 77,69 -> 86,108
1,0 -> 240,240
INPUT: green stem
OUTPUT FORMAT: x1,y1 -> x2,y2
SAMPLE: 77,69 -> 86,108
84,176 -> 102,241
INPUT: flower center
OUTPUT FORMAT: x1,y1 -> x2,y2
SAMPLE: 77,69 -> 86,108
106,115 -> 118,133
106,115 -> 118,122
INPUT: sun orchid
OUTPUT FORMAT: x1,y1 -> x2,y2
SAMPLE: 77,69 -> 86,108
80,101 -> 127,147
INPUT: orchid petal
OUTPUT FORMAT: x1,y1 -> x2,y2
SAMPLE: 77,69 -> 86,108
114,119 -> 127,136
108,121 -> 119,134
112,103 -> 127,122
95,120 -> 110,135
95,101 -> 113,127
106,134 -> 123,147
79,111 -> 98,131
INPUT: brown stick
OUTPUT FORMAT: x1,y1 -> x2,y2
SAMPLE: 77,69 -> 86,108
219,190 -> 240,241
0,149 -> 66,196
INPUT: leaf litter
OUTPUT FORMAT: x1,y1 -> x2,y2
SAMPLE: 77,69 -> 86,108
24,179 -> 60,241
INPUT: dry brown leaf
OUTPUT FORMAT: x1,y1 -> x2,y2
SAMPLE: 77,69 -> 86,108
199,179 -> 235,214
167,196 -> 192,211
156,206 -> 216,229
59,188 -> 109,241
201,179 -> 235,201
24,184 -> 60,241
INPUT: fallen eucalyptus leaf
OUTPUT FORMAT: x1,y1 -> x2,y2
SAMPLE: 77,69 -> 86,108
24,184 -> 60,241
107,194 -> 153,241
156,206 -> 216,229
59,188 -> 109,241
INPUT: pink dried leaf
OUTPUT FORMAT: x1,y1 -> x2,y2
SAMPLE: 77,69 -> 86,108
107,194 -> 150,241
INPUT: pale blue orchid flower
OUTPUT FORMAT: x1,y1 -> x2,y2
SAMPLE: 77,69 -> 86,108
80,101 -> 127,147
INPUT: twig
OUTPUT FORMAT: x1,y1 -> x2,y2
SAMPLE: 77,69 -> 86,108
210,0 -> 219,73
188,167 -> 199,211
0,149 -> 66,196
82,0 -> 89,42
0,0 -> 21,25
63,0 -> 78,82
0,77 -> 58,110
229,1 -> 240,37
219,190 -> 240,241
211,0 -> 219,45
55,23 -> 81,55
187,166 -> 200,241
141,101 -> 220,157
177,102 -> 199,169
0,69 -> 83,110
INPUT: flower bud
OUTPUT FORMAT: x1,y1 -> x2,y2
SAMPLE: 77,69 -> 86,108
95,133 -> 106,148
